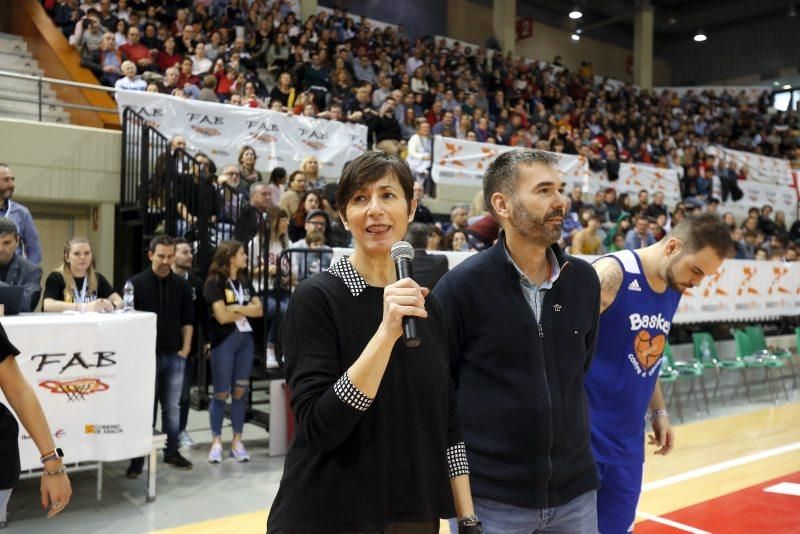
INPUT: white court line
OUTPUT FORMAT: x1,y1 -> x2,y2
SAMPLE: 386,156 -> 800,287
636,512 -> 711,534
642,441 -> 800,492
763,482 -> 800,496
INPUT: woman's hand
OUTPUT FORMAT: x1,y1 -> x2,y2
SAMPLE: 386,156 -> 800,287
87,299 -> 113,313
40,468 -> 71,518
380,278 -> 429,341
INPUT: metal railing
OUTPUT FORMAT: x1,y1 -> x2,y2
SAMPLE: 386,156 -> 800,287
0,69 -> 117,121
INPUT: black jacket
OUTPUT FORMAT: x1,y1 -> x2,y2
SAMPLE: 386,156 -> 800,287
413,250 -> 448,291
433,238 -> 600,509
0,254 -> 42,312
130,268 -> 193,354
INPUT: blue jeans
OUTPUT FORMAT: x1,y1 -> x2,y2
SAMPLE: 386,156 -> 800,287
450,491 -> 598,534
154,353 -> 186,455
266,295 -> 289,344
209,331 -> 254,436
179,354 -> 196,433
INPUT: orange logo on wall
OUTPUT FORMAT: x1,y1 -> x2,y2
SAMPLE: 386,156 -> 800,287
634,330 -> 666,372
736,266 -> 759,296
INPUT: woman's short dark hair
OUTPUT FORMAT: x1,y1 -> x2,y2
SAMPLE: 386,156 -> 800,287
269,167 -> 287,185
335,151 -> 414,220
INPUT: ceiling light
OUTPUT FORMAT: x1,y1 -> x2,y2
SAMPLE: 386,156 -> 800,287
783,84 -> 792,89
569,9 -> 583,19
693,30 -> 707,42
575,28 -> 583,34
773,81 -> 781,86
668,16 -> 677,25
789,5 -> 797,17
571,33 -> 580,41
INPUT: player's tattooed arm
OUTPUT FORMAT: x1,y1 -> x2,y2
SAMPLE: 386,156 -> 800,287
594,257 -> 623,314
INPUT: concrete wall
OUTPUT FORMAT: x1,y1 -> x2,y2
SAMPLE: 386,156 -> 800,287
0,118 -> 119,280
446,0 -> 671,85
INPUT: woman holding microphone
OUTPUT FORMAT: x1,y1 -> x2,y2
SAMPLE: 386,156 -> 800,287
267,152 -> 479,533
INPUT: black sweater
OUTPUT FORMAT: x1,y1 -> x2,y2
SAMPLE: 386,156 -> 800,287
433,238 -> 601,509
130,268 -> 194,354
267,259 -> 462,532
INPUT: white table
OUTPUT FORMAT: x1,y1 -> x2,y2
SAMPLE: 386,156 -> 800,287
0,312 -> 160,527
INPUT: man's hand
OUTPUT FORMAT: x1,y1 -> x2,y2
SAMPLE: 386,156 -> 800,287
177,348 -> 190,359
647,414 -> 674,455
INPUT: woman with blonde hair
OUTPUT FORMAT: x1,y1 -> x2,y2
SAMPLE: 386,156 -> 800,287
300,155 -> 323,190
238,145 -> 262,184
42,237 -> 122,312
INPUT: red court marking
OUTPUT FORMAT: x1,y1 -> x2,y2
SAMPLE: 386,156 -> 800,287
636,472 -> 800,533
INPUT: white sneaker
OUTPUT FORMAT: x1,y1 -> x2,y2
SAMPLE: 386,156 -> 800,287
266,348 -> 279,369
179,431 -> 195,449
207,443 -> 223,463
230,441 -> 250,462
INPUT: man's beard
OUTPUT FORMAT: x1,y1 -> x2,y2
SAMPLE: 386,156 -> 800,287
509,198 -> 563,247
665,256 -> 690,292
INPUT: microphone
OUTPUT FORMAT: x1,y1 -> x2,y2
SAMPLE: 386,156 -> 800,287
390,241 -> 421,348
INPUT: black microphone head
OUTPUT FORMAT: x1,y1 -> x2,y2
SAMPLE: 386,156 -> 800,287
390,241 -> 415,262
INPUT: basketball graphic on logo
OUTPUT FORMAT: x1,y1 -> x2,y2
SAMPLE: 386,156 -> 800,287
634,330 -> 666,372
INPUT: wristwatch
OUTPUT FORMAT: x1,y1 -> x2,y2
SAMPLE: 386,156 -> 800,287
458,514 -> 482,534
40,448 -> 64,465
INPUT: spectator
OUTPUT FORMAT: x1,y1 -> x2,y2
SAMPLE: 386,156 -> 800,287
235,182 -> 272,245
603,188 -> 622,224
758,205 -> 777,236
267,167 -> 287,207
427,225 -> 444,251
352,53 -> 376,85
289,230 -> 332,285
278,170 -> 307,217
644,191 -> 668,220
629,190 -> 649,218
171,238 -> 208,450
191,41 -> 213,75
197,74 -> 219,103
156,36 -> 182,72
445,229 -> 471,252
255,206 -> 291,368
404,222 -> 448,290
366,98 -> 404,154
158,66 -> 180,95
288,191 -> 323,243
625,215 -> 656,250
127,235 -> 194,475
81,31 -> 122,87
238,145 -> 262,185
0,165 -> 40,265
572,214 -> 604,255
0,218 -> 42,312
406,120 -> 433,184
119,25 -> 154,70
114,60 -> 147,92
432,110 -> 457,138
300,156 -> 323,191
412,182 -> 434,223
446,205 -> 469,236
79,11 -> 105,54
204,241 -> 263,463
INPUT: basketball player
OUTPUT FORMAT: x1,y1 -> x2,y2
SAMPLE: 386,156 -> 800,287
585,213 -> 733,533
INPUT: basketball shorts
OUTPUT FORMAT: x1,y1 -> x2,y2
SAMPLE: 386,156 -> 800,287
596,460 -> 644,534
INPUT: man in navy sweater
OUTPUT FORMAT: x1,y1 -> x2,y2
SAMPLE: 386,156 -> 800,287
435,149 -> 601,532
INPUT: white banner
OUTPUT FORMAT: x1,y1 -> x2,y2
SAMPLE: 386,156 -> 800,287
116,91 -> 368,181
707,145 -> 795,186
0,312 -> 157,470
331,247 -> 800,324
431,136 -> 681,205
712,178 -> 797,221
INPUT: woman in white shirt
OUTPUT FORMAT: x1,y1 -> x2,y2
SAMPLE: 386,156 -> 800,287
406,120 -> 433,182
191,42 -> 213,76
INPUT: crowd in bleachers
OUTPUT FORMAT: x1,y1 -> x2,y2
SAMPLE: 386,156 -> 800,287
42,0 -> 800,264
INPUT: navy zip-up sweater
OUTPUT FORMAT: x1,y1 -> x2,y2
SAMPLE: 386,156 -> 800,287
433,238 -> 601,509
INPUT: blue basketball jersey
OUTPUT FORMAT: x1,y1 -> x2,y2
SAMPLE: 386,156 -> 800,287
585,250 -> 682,465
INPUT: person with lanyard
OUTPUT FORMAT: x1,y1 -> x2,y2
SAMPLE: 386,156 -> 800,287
42,237 -> 122,313
586,213 -> 733,533
204,241 -> 263,463
126,235 -> 195,477
0,323 -> 72,519
267,152 -> 480,533
0,163 -> 42,265
172,238 -> 208,450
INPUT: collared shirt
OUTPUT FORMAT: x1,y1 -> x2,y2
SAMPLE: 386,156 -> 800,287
503,241 -> 561,323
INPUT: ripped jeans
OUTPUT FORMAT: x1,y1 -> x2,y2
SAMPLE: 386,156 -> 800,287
209,332 -> 254,436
